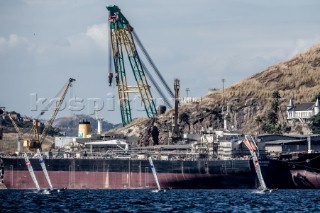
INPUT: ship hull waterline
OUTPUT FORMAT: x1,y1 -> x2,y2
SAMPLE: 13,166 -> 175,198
260,157 -> 320,189
2,158 -> 256,189
5,157 -> 320,189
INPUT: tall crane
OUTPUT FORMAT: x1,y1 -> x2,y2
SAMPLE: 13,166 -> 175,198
107,5 -> 174,126
4,79 -> 75,151
7,113 -> 23,140
29,78 -> 75,151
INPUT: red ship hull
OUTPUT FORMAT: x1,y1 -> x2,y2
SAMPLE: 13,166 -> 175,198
260,153 -> 320,189
1,158 -> 256,189
4,170 -> 254,189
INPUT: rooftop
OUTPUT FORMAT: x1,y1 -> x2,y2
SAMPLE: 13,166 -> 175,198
293,102 -> 314,111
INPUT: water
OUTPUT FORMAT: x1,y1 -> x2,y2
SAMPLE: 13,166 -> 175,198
0,189 -> 320,212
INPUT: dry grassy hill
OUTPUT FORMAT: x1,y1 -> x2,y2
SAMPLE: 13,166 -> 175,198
203,44 -> 320,132
108,44 -> 320,144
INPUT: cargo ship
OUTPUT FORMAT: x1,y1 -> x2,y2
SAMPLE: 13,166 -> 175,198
1,157 -> 256,189
3,151 -> 320,189
0,128 -> 260,189
2,126 -> 320,189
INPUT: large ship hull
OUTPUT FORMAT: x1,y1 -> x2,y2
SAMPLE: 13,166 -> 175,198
2,158 -> 256,189
3,153 -> 320,189
260,153 -> 320,189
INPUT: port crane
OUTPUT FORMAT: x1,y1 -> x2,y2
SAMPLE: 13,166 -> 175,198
29,78 -> 76,151
7,113 -> 24,141
107,5 -> 174,126
7,78 -> 75,151
4,111 -> 40,152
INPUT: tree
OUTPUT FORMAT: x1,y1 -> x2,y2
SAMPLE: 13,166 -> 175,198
309,113 -> 320,134
271,91 -> 281,114
255,115 -> 263,132
260,91 -> 283,134
267,112 -> 278,125
179,112 -> 190,124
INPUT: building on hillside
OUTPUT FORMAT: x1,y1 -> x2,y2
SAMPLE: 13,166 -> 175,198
180,97 -> 202,105
54,137 -> 75,149
287,98 -> 320,123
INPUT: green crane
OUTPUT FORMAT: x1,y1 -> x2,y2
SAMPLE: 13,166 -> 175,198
107,5 -> 157,126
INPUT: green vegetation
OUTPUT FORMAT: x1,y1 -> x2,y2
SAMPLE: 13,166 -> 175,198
309,113 -> 320,134
179,112 -> 190,124
261,91 -> 283,134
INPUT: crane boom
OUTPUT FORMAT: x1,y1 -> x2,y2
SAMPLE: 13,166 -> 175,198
8,113 -> 23,140
140,60 -> 172,108
107,5 -> 157,126
38,78 -> 75,147
132,31 -> 174,99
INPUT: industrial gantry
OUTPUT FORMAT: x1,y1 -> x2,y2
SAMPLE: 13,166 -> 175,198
106,5 -> 174,126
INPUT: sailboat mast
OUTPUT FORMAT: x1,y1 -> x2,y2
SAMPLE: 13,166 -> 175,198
37,149 -> 53,190
23,153 -> 40,191
148,157 -> 161,191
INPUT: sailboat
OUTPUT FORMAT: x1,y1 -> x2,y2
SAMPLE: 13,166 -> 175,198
148,157 -> 165,192
36,149 -> 53,190
243,135 -> 270,192
36,149 -> 66,192
23,153 -> 40,191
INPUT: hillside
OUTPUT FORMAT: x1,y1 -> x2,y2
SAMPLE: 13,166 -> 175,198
203,44 -> 320,132
53,114 -> 118,136
108,44 -> 320,144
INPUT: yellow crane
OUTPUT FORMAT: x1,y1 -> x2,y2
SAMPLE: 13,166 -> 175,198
5,112 -> 26,152
7,113 -> 24,140
28,78 -> 76,151
6,113 -> 42,151
5,78 -> 75,152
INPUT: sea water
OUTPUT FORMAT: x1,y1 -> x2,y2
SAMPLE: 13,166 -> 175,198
0,189 -> 319,212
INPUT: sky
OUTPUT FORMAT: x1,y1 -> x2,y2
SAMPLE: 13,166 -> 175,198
1,0 -> 320,124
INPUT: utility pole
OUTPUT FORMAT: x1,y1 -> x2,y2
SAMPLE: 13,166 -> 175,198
222,79 -> 225,94
186,88 -> 190,97
222,78 -> 226,107
170,79 -> 180,143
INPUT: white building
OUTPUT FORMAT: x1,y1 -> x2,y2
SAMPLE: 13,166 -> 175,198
180,97 -> 202,105
287,98 -> 320,123
54,137 -> 75,148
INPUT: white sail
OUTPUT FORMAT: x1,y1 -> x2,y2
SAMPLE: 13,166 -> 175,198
244,135 -> 267,191
148,157 -> 161,191
23,153 -> 40,191
37,149 -> 53,190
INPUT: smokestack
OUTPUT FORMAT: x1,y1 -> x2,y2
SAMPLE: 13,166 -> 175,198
224,103 -> 230,130
78,120 -> 92,138
97,118 -> 103,134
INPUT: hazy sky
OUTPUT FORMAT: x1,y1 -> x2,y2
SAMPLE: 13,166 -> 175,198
1,0 -> 320,124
